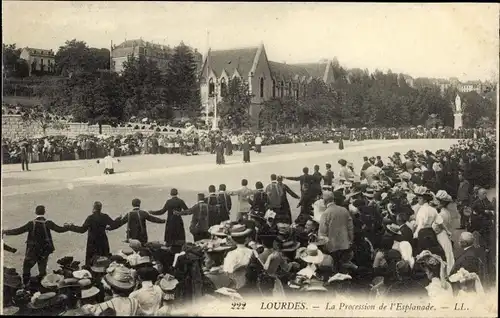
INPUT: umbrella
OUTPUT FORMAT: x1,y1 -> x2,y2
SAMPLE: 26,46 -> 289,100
362,127 -> 367,130
141,118 -> 148,123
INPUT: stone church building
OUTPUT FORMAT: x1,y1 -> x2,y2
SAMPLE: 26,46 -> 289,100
199,43 -> 336,129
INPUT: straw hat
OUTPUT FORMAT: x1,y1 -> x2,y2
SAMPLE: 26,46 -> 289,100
434,190 -> 453,202
264,209 -> 277,220
214,287 -> 243,300
279,240 -> 301,252
27,292 -> 67,310
386,223 -> 402,235
104,265 -> 136,292
128,239 -> 143,251
158,274 -> 179,292
327,273 -> 352,283
78,279 -> 100,299
208,224 -> 228,237
205,239 -> 235,253
90,256 -> 111,273
72,270 -> 92,280
299,244 -> 324,264
41,273 -> 64,289
119,248 -> 134,257
229,224 -> 252,237
57,278 -> 80,289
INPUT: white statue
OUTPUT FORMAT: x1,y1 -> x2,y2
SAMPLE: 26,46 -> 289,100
455,94 -> 462,114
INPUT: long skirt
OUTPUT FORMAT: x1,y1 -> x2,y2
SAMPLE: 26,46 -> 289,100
216,151 -> 225,165
338,139 -> 344,150
225,144 -> 233,156
436,231 -> 455,275
165,215 -> 186,246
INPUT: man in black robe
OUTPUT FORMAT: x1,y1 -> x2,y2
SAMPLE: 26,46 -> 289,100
176,193 -> 214,241
149,189 -> 189,246
2,205 -> 69,285
277,176 -> 300,223
205,185 -> 221,224
215,140 -> 225,165
249,181 -> 268,215
66,201 -> 120,267
109,198 -> 166,244
217,184 -> 232,222
242,139 -> 251,163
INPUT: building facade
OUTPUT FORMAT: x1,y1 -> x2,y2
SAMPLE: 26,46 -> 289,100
19,48 -> 56,76
110,39 -> 202,74
199,43 -> 336,129
458,81 -> 483,94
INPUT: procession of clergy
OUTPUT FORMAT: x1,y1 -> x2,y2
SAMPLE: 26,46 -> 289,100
2,139 -> 496,316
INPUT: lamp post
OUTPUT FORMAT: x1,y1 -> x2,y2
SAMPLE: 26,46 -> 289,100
212,79 -> 219,130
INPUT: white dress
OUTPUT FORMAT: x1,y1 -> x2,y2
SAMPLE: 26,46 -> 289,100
433,210 -> 455,275
425,277 -> 453,299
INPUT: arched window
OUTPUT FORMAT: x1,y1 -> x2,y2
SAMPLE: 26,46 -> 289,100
295,88 -> 299,99
303,85 -> 307,98
220,78 -> 227,97
260,77 -> 264,98
272,80 -> 276,98
209,78 -> 215,96
280,81 -> 284,98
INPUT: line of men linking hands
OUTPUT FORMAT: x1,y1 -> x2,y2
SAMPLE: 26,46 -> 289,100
2,164 -> 335,285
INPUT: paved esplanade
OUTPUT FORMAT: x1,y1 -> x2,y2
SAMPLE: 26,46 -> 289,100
2,139 -> 460,271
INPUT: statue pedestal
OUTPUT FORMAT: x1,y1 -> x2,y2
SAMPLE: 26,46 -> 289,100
454,113 -> 463,129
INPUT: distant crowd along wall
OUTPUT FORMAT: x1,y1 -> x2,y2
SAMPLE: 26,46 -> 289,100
1,115 -> 192,140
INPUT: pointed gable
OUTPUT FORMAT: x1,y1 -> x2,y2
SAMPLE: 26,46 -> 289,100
203,46 -> 259,79
291,62 -> 331,82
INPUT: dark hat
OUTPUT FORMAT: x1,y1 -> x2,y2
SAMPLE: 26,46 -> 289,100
3,267 -> 22,289
57,256 -> 74,268
197,193 -> 205,201
338,159 -> 347,166
35,205 -> 46,215
170,188 -> 178,196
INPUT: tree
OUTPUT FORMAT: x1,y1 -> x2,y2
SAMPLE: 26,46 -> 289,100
166,42 -> 202,119
55,39 -> 111,76
69,71 -> 125,134
462,91 -> 495,128
2,44 -> 29,78
121,54 -> 169,121
218,78 -> 252,130
19,104 -> 69,136
261,97 -> 298,130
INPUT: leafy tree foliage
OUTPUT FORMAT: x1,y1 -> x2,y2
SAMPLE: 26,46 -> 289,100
2,44 -> 29,78
166,42 -> 202,119
218,78 -> 252,130
461,91 -> 496,128
55,39 -> 110,76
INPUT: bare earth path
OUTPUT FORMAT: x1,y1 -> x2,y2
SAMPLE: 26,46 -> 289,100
1,139 -> 474,272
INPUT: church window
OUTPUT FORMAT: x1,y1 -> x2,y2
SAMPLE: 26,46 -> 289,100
260,77 -> 264,98
272,80 -> 276,98
220,78 -> 227,97
209,78 -> 215,96
280,81 -> 284,98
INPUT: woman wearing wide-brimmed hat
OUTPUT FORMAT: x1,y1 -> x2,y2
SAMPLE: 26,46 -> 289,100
415,250 -> 452,298
222,224 -> 254,290
412,186 -> 440,253
27,291 -> 68,316
82,265 -> 139,316
432,190 -> 455,275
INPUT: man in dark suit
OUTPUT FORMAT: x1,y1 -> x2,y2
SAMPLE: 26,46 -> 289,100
149,189 -> 189,246
311,165 -> 323,199
205,185 -> 221,224
396,211 -> 416,251
284,167 -> 314,190
249,182 -> 268,215
2,205 -> 69,285
110,198 -> 166,244
456,171 -> 471,229
449,232 -> 484,277
323,163 -> 334,186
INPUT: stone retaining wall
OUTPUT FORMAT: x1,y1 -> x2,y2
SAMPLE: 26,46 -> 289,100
2,115 -> 191,140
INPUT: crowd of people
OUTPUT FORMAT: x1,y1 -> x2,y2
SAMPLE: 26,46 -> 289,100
2,135 -> 496,316
2,126 -> 493,167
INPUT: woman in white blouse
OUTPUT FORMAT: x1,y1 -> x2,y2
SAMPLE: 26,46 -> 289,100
432,190 -> 455,275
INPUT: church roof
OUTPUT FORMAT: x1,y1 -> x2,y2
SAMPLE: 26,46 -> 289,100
291,62 -> 329,80
268,61 -> 310,82
204,47 -> 259,78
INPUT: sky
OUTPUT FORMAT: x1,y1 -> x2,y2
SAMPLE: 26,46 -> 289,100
3,2 -> 499,82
